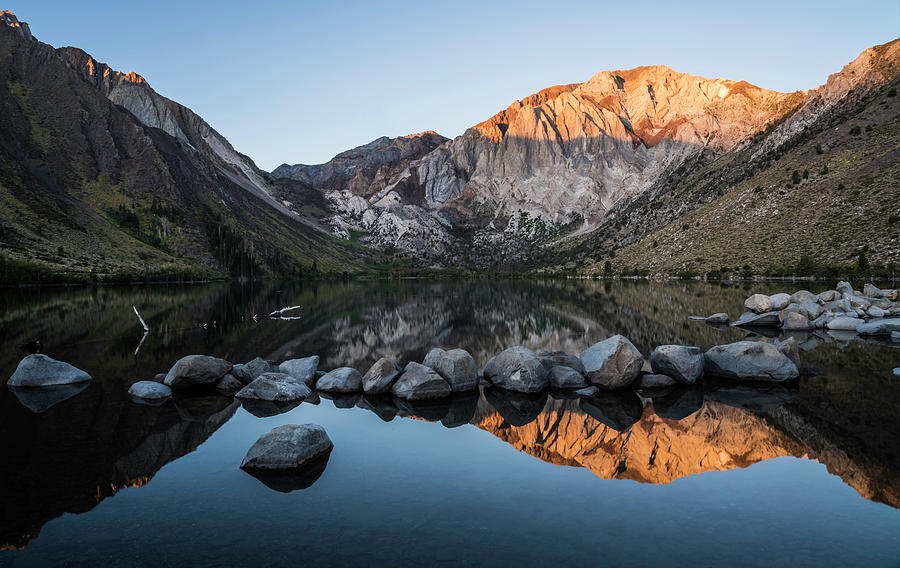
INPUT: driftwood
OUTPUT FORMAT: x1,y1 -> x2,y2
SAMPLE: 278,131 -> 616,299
133,305 -> 150,331
268,305 -> 301,319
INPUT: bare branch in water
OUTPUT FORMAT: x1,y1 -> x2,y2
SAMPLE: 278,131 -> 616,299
133,305 -> 150,331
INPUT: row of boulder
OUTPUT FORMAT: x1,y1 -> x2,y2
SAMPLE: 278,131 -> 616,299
734,281 -> 900,336
125,333 -> 802,412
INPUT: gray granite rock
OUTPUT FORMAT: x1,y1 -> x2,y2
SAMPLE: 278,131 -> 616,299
548,365 -> 588,388
636,373 -> 677,388
482,346 -> 549,393
537,350 -> 586,374
164,355 -> 232,389
856,318 -> 900,336
362,357 -> 401,394
580,335 -> 643,390
316,367 -> 363,392
649,345 -> 703,384
240,424 -> 333,471
423,348 -> 478,391
278,356 -> 320,386
8,354 -> 92,387
235,373 -> 311,402
391,362 -> 451,400
704,341 -> 799,382
128,380 -> 172,401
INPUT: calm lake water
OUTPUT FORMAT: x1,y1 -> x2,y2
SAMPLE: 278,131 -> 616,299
0,279 -> 898,567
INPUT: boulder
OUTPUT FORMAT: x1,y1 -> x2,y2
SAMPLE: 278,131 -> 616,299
548,365 -> 588,388
884,289 -> 899,301
537,350 -> 586,374
731,311 -> 781,327
362,357 -> 401,394
863,283 -> 882,298
782,311 -> 813,331
799,300 -> 824,319
128,380 -> 172,401
790,290 -> 820,305
744,294 -> 772,314
846,295 -> 871,310
836,281 -> 854,295
230,364 -> 253,384
817,290 -> 838,303
316,367 -> 363,393
773,337 -> 800,367
240,424 -> 333,471
649,345 -> 703,384
152,373 -> 168,383
636,373 -> 677,388
704,341 -> 799,382
827,316 -> 862,331
215,373 -> 244,395
423,348 -> 478,391
391,362 -> 451,400
235,373 -> 311,402
164,355 -> 232,389
768,293 -> 792,310
822,298 -> 852,313
278,356 -> 319,386
856,318 -> 900,336
8,354 -> 92,387
867,306 -> 886,318
243,357 -> 279,381
810,313 -> 834,329
705,313 -> 730,324
482,346 -> 549,393
580,335 -> 644,390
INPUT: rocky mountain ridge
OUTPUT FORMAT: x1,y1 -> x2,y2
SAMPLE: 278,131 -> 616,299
271,38 -> 899,269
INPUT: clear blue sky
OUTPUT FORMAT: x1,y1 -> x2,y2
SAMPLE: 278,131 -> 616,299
6,0 -> 899,170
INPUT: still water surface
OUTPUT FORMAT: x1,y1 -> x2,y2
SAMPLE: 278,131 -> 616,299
0,280 -> 898,567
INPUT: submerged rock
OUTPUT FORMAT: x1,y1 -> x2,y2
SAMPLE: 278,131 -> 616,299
704,341 -> 799,382
164,355 -> 232,389
423,348 -> 478,391
128,380 -> 172,402
391,362 -> 451,400
732,311 -> 781,327
278,356 -> 319,386
580,335 -> 643,390
705,313 -> 730,324
362,357 -> 401,394
482,346 -> 549,392
649,345 -> 703,384
235,373 -> 311,402
316,367 -> 363,393
240,424 -> 333,471
8,354 -> 92,387
856,318 -> 900,336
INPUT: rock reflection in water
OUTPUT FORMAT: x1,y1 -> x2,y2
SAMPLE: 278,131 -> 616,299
243,453 -> 332,493
7,383 -> 89,413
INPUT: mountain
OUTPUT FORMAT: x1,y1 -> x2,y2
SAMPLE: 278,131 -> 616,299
0,11 -> 372,283
277,38 -> 899,272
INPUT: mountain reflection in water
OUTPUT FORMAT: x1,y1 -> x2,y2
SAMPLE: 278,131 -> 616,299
0,279 -> 898,551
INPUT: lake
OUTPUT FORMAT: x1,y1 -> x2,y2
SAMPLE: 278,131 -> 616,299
0,279 -> 898,567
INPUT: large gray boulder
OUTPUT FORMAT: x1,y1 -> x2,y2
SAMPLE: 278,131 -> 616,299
836,281 -> 854,295
744,294 -> 772,314
856,318 -> 900,336
243,357 -> 280,381
537,350 -> 586,374
362,357 -> 401,394
8,354 -> 91,387
704,341 -> 799,382
768,293 -> 792,311
316,367 -> 363,392
278,356 -> 319,386
482,346 -> 549,393
817,290 -> 838,303
731,311 -> 781,327
391,362 -> 451,400
240,424 -> 333,471
863,283 -> 883,298
649,345 -> 703,384
235,373 -> 311,402
423,348 -> 478,391
636,373 -> 677,388
548,365 -> 588,388
827,315 -> 862,330
790,290 -> 820,305
580,335 -> 644,390
164,355 -> 232,389
128,380 -> 172,401
782,311 -> 813,331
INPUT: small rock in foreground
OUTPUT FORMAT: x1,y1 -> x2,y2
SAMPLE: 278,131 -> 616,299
240,424 -> 333,471
8,354 -> 92,387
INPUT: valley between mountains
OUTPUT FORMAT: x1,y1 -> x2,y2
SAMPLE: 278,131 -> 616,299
1,10 -> 898,282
